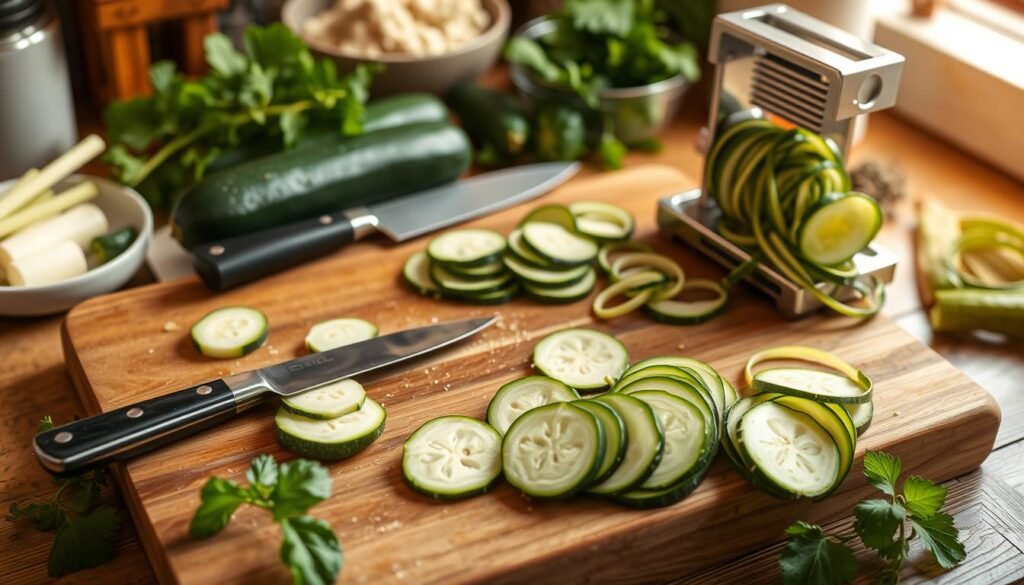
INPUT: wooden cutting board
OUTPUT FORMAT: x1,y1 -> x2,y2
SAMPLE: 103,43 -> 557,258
62,165 -> 1000,585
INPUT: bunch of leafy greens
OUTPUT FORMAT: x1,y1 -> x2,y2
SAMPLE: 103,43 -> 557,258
781,451 -> 966,585
190,454 -> 342,585
504,0 -> 700,107
504,0 -> 697,169
5,417 -> 121,578
104,24 -> 378,210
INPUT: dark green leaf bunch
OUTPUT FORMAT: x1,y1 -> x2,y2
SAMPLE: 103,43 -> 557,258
504,0 -> 700,108
104,23 -> 379,209
190,454 -> 342,585
780,451 -> 966,585
6,417 -> 122,578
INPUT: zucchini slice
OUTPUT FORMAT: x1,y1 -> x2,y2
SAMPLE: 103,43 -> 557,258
618,375 -> 719,439
502,402 -> 605,498
609,468 -> 706,509
486,376 -> 579,435
275,398 -> 386,460
798,192 -> 882,266
305,318 -> 378,353
429,262 -> 514,294
753,367 -> 871,404
403,252 -> 441,296
735,401 -> 841,499
281,379 -> 367,420
502,253 -> 590,287
629,390 -> 710,490
506,229 -> 552,268
191,306 -> 268,358
444,260 -> 507,280
573,399 -> 627,485
620,357 -> 727,419
569,201 -> 635,242
449,281 -> 520,305
523,268 -> 596,304
427,229 -> 506,267
532,328 -> 629,391
846,400 -> 874,436
587,393 -> 663,496
643,279 -> 729,325
519,204 -> 577,231
403,416 -> 503,500
521,221 -> 598,266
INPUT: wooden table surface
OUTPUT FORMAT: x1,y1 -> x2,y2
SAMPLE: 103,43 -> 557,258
1,105 -> 1022,584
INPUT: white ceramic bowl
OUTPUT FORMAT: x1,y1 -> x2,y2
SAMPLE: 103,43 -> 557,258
0,175 -> 152,317
282,0 -> 511,96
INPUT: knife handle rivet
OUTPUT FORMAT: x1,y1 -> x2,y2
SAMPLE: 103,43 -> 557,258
126,408 -> 144,419
319,215 -> 333,225
196,385 -> 213,395
208,245 -> 225,256
55,431 -> 73,444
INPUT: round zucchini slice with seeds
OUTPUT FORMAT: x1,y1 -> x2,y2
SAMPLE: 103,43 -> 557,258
403,416 -> 503,500
532,328 -> 629,391
275,399 -> 386,460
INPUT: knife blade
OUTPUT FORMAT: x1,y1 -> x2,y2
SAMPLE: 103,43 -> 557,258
192,162 -> 580,290
33,317 -> 495,475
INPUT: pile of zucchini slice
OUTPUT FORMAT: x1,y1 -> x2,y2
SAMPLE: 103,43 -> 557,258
274,317 -> 387,460
403,202 -> 634,304
402,328 -> 733,508
722,346 -> 872,499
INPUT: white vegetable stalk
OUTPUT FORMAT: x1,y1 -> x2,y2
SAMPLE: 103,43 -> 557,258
0,181 -> 97,239
0,135 -> 104,221
0,203 -> 108,266
6,240 -> 87,286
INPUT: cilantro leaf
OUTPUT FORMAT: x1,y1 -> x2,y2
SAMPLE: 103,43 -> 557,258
854,499 -> 905,552
903,476 -> 946,520
863,451 -> 901,496
272,460 -> 332,521
247,454 -> 280,499
243,23 -> 310,74
780,521 -> 858,585
911,513 -> 966,569
48,505 -> 120,578
189,477 -> 251,538
279,516 -> 343,585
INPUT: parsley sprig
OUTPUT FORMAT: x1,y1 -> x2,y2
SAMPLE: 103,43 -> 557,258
190,454 -> 342,585
781,451 -> 966,585
5,417 -> 122,578
103,24 -> 378,209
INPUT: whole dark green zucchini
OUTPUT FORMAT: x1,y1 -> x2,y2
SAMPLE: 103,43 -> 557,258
172,122 -> 471,248
447,84 -> 530,165
204,93 -> 450,174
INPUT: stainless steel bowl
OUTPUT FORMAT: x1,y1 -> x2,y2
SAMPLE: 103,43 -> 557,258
508,17 -> 690,144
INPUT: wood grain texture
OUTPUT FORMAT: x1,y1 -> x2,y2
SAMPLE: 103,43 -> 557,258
60,165 -> 1000,584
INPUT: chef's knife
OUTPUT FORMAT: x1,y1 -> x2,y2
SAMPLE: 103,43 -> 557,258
192,162 -> 580,290
34,317 -> 495,475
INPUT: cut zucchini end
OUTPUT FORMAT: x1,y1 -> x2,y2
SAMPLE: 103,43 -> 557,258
798,193 -> 882,266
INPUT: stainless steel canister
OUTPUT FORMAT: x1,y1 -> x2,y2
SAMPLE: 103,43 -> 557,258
0,0 -> 77,180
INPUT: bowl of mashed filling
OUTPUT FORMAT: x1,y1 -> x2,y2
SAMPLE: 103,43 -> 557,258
283,0 -> 511,95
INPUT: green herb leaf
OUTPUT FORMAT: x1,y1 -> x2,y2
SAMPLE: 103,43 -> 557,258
37,415 -> 55,433
504,37 -> 564,82
247,454 -> 280,499
566,0 -> 634,37
279,516 -> 343,585
911,512 -> 966,569
271,459 -> 332,521
189,477 -> 251,538
903,476 -> 946,520
853,499 -> 905,552
780,521 -> 858,585
205,33 -> 248,77
47,505 -> 120,578
863,450 -> 901,496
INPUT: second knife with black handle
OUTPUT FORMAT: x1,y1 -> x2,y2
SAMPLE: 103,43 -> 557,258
191,162 -> 579,290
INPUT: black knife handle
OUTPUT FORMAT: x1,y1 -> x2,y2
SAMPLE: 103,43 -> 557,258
191,210 -> 358,290
33,379 -> 241,476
